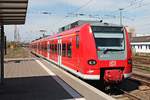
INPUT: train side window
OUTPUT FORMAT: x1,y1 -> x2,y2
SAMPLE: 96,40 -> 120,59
76,35 -> 79,48
50,44 -> 52,51
38,44 -> 40,50
44,44 -> 47,51
55,44 -> 57,53
44,43 -> 47,51
43,44 -> 44,50
43,43 -> 45,50
48,44 -> 50,51
53,44 -> 55,53
52,44 -> 54,53
41,44 -> 43,50
67,43 -> 72,57
43,45 -> 44,50
40,44 -> 41,50
62,43 -> 66,56
50,44 -> 51,50
40,44 -> 42,50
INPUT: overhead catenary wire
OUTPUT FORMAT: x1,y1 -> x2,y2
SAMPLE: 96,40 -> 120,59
102,0 -> 144,15
29,0 -> 150,34
68,0 -> 94,15
123,0 -> 150,26
123,0 -> 150,12
29,0 -> 149,23
64,0 -> 94,19
69,0 -> 145,23
52,0 -> 94,31
99,0 -> 150,25
54,0 -> 150,31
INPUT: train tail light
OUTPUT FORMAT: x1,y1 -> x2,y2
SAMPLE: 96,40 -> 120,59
128,59 -> 132,64
88,59 -> 97,65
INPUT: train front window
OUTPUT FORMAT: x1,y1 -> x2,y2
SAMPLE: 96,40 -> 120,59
92,26 -> 125,50
95,37 -> 124,48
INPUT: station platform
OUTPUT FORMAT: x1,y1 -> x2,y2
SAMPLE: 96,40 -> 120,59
1,58 -> 82,100
0,57 -> 115,100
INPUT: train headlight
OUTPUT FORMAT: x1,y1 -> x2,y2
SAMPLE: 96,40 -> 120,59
128,59 -> 132,64
88,59 -> 97,65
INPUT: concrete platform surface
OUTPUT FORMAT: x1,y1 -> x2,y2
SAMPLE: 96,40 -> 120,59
1,58 -> 82,100
39,58 -> 115,100
1,57 -> 116,100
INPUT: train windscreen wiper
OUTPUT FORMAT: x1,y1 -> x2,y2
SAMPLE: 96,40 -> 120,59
103,48 -> 123,54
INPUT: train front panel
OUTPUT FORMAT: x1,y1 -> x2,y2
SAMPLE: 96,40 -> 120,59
92,25 -> 132,83
80,24 -> 132,83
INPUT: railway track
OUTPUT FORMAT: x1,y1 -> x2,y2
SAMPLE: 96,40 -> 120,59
111,72 -> 150,100
113,86 -> 141,100
83,72 -> 150,100
84,63 -> 150,100
133,64 -> 150,68
131,73 -> 150,87
133,64 -> 150,73
133,55 -> 150,58
133,56 -> 150,65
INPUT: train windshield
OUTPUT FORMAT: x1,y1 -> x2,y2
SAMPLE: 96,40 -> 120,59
92,26 -> 125,50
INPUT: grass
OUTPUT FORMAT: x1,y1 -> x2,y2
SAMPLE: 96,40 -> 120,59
5,47 -> 31,58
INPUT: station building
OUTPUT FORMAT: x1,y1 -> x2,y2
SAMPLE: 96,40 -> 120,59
131,36 -> 150,53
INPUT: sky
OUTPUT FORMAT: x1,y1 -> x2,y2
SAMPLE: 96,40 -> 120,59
4,0 -> 150,42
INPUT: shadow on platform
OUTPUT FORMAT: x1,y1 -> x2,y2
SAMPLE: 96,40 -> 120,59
0,76 -> 72,100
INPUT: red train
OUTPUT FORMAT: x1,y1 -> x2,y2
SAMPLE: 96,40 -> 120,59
31,20 -> 132,83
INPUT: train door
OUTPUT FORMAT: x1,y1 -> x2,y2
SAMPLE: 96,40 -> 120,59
58,39 -> 62,66
76,34 -> 80,71
39,42 -> 41,55
47,41 -> 50,59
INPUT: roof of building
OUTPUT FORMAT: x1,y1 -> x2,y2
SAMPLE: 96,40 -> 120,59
0,0 -> 28,25
131,36 -> 150,43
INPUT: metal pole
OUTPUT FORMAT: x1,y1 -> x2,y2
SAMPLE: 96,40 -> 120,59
5,36 -> 7,55
119,8 -> 124,25
0,25 -> 4,84
0,25 -> 2,83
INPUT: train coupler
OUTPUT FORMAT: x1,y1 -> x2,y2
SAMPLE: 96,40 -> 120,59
103,69 -> 123,83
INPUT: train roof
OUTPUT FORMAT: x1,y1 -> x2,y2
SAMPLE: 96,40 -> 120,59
31,20 -> 123,43
59,20 -> 122,32
31,35 -> 50,43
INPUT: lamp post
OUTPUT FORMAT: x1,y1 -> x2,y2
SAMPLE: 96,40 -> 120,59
40,30 -> 47,37
119,8 -> 124,25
